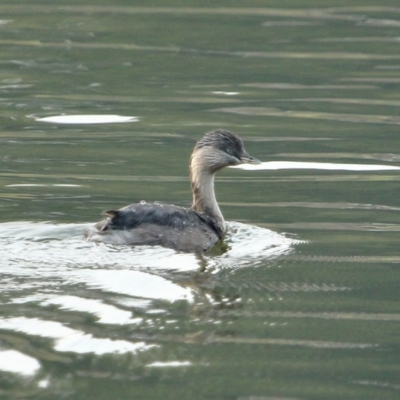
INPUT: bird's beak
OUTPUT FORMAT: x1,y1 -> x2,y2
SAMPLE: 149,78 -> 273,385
240,151 -> 261,165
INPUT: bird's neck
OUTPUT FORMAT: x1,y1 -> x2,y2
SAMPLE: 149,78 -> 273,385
190,151 -> 226,236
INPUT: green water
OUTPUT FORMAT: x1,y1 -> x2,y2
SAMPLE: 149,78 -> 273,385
1,2 -> 400,399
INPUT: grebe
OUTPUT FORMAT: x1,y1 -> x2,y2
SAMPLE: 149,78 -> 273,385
86,129 -> 260,252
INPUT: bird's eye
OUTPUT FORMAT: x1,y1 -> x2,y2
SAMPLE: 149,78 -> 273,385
226,148 -> 233,156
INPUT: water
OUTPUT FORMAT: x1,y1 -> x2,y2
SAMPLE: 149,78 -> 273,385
1,2 -> 400,399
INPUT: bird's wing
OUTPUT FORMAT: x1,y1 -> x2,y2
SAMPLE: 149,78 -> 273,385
97,203 -> 198,232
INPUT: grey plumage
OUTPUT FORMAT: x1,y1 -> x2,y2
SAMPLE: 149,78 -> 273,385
86,129 -> 260,252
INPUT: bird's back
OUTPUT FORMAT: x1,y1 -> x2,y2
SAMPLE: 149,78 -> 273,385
86,202 -> 222,252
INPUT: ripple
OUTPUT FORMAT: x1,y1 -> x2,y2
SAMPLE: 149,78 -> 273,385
315,36 -> 400,43
263,222 -> 400,232
340,78 -> 400,84
242,83 -> 377,90
0,220 -> 300,361
214,107 -> 400,125
215,221 -> 301,269
0,317 -> 156,355
12,294 -> 141,325
282,255 -> 400,264
220,201 -> 400,211
2,39 -> 399,61
0,221 -> 299,298
223,311 -> 400,321
204,335 -> 373,349
278,97 -> 400,107
353,380 -> 400,391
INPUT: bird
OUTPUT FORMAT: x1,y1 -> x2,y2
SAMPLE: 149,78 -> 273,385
85,129 -> 260,252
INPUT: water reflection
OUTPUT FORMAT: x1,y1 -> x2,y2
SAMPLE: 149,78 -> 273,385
0,317 -> 156,355
0,220 -> 300,365
146,361 -> 193,368
35,114 -> 139,124
234,161 -> 400,171
14,294 -> 140,325
0,350 -> 41,376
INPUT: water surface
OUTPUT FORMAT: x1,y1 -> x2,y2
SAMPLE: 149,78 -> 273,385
1,2 -> 400,399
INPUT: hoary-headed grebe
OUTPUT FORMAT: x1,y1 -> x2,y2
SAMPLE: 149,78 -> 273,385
86,129 -> 260,252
